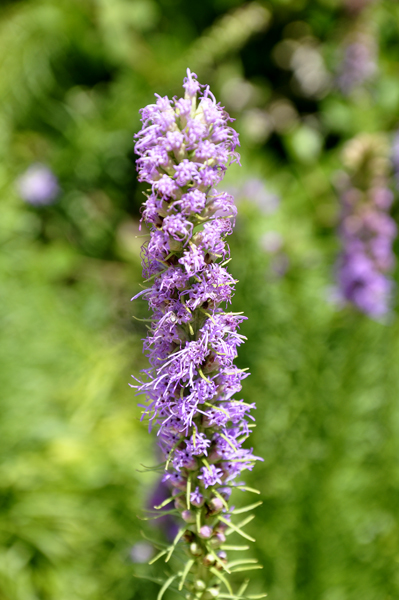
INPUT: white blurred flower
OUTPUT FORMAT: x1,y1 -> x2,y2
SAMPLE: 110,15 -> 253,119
129,541 -> 154,563
17,163 -> 59,206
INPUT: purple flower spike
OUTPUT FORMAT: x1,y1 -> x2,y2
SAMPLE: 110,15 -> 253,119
17,163 -> 59,206
336,134 -> 396,318
132,69 -> 262,596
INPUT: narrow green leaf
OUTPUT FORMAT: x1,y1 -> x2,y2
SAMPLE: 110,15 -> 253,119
142,508 -> 179,515
237,579 -> 250,597
227,458 -> 258,463
166,586 -> 187,598
227,559 -> 258,568
132,315 -> 155,322
202,457 -> 211,469
204,402 -> 230,417
138,509 -> 179,521
232,501 -> 263,515
137,461 -> 166,472
198,367 -> 212,384
140,531 -> 168,549
213,489 -> 229,511
236,515 -> 256,528
133,574 -> 164,584
192,426 -> 196,448
221,257 -> 232,266
218,516 -> 255,542
144,267 -> 169,283
219,432 -> 238,452
165,438 -> 183,470
220,545 -> 250,551
154,495 -> 179,510
236,486 -> 260,494
229,565 -> 263,573
205,545 -> 231,573
186,474 -> 191,510
225,515 -> 255,537
165,528 -> 186,563
178,558 -> 195,591
148,548 -> 168,565
218,594 -> 267,600
157,574 -> 178,600
210,567 -> 233,595
200,307 -> 216,324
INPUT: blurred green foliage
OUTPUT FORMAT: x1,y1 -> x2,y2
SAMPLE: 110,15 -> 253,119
1,0 -> 399,598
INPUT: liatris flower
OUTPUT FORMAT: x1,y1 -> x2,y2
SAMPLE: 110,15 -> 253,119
17,163 -> 59,206
336,134 -> 396,317
132,70 -> 264,599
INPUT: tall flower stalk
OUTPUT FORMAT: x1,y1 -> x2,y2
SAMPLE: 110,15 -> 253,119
132,70 -> 264,599
336,133 -> 396,317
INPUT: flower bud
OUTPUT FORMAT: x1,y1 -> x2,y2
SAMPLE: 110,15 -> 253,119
168,237 -> 183,252
175,497 -> 186,510
171,476 -> 188,491
209,532 -> 226,548
203,553 -> 216,567
198,525 -> 213,539
207,497 -> 224,515
203,587 -> 220,599
217,487 -> 232,501
194,580 -> 206,591
215,532 -> 226,544
185,457 -> 199,471
189,542 -> 203,556
215,551 -> 227,571
182,531 -> 195,543
182,509 -> 196,523
207,448 -> 222,463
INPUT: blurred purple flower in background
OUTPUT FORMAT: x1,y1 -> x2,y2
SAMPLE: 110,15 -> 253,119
241,177 -> 280,214
17,163 -> 59,206
221,177 -> 279,218
336,134 -> 396,318
337,33 -> 377,94
260,231 -> 283,254
260,231 -> 289,278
